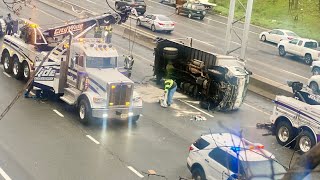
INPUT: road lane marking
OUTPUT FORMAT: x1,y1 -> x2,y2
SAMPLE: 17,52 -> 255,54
127,166 -> 144,178
243,103 -> 271,116
86,0 -> 97,4
86,135 -> 100,144
0,167 -> 12,180
178,99 -> 214,118
26,4 -> 64,21
3,72 -> 11,78
53,109 -> 64,117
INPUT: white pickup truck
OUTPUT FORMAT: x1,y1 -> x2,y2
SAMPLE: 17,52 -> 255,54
278,38 -> 320,65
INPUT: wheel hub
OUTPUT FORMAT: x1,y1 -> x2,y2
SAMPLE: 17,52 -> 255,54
79,104 -> 85,119
4,57 -> 9,69
13,62 -> 18,75
299,136 -> 311,152
23,65 -> 29,78
278,126 -> 289,142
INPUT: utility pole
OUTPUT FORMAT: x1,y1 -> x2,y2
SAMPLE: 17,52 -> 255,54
224,0 -> 254,61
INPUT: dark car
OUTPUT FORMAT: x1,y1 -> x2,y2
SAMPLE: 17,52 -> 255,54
176,2 -> 206,20
115,0 -> 147,15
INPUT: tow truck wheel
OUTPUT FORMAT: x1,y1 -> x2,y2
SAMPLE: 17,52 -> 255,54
22,62 -> 30,81
3,52 -> 12,74
276,121 -> 294,147
78,99 -> 92,125
297,130 -> 316,154
309,81 -> 319,94
12,57 -> 23,80
191,167 -> 206,180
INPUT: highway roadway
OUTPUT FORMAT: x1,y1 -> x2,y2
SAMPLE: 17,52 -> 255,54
56,0 -> 312,86
0,1 -> 317,180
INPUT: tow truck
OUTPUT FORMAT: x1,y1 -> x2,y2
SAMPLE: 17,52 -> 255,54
257,81 -> 320,153
0,10 -> 143,124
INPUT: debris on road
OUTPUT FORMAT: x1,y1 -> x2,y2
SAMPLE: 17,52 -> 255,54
190,115 -> 207,121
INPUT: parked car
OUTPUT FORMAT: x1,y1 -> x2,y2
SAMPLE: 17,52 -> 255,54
137,14 -> 175,33
115,0 -> 146,15
259,29 -> 299,44
187,133 -> 286,180
175,2 -> 206,20
278,38 -> 320,65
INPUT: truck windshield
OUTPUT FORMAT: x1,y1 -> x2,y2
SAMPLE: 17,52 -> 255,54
86,57 -> 117,68
243,160 -> 286,179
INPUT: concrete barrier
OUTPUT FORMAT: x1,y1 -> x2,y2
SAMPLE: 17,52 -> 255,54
38,0 -> 293,100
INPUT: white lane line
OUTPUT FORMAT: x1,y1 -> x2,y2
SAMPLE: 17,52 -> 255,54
113,44 -> 153,63
3,72 -> 11,78
53,109 -> 64,117
243,103 -> 271,116
26,4 -> 64,21
127,166 -> 144,178
86,0 -> 97,4
178,99 -> 214,118
86,135 -> 100,145
0,167 -> 12,180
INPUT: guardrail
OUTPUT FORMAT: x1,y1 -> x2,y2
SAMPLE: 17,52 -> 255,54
38,0 -> 293,100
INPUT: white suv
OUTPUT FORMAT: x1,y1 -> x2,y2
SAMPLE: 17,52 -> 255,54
187,133 -> 286,180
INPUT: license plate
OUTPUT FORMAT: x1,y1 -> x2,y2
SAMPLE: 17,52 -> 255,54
121,114 -> 128,119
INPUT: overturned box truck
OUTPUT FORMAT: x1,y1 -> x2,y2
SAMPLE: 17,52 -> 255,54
153,39 -> 251,111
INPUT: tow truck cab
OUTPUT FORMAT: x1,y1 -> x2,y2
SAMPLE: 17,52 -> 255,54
65,39 -> 142,121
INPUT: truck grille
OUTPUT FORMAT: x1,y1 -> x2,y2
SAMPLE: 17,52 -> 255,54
108,83 -> 133,106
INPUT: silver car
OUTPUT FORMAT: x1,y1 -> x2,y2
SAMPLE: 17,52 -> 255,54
137,14 -> 175,33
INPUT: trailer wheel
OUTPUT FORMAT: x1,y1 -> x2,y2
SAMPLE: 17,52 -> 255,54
12,57 -> 23,80
3,52 -> 12,74
78,99 -> 92,125
276,121 -> 294,147
22,61 -> 30,81
296,130 -> 316,154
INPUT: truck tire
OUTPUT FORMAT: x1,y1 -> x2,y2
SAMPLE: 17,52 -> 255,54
276,121 -> 294,147
304,54 -> 312,65
191,167 -> 206,180
12,57 -> 23,80
309,81 -> 319,94
3,52 -> 12,74
22,61 -> 30,81
296,130 -> 316,154
115,3 -> 120,10
78,99 -> 92,125
188,13 -> 192,19
312,67 -> 320,75
278,46 -> 286,57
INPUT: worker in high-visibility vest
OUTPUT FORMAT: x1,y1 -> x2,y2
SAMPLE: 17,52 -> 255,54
94,26 -> 102,38
160,79 -> 177,107
104,25 -> 113,43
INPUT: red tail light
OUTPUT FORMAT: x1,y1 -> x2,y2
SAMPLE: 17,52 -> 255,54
158,22 -> 164,26
287,37 -> 293,40
189,146 -> 194,151
171,23 -> 175,26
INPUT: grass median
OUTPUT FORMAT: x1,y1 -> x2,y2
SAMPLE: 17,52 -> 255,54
211,0 -> 320,41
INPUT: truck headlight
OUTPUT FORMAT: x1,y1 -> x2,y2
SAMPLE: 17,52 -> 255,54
93,97 -> 105,103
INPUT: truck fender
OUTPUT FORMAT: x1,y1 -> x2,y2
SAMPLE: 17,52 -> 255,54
274,116 -> 294,129
77,93 -> 92,109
